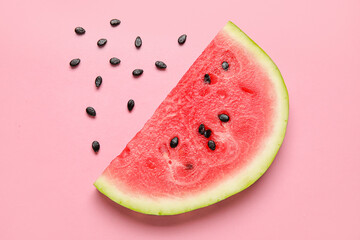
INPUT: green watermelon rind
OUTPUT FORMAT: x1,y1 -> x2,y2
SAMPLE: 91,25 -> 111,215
94,21 -> 289,215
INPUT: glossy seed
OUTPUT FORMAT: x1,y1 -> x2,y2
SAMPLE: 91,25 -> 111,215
218,114 -> 230,122
97,38 -> 107,47
127,99 -> 135,112
86,107 -> 96,117
92,141 -> 100,152
222,61 -> 229,71
110,57 -> 120,65
208,140 -> 216,151
204,74 -> 211,84
155,61 -> 167,69
135,36 -> 142,48
95,76 -> 102,88
170,137 -> 179,148
185,163 -> 193,170
198,124 -> 205,135
110,19 -> 121,26
132,69 -> 143,76
178,34 -> 187,45
70,58 -> 80,67
74,27 -> 85,35
204,129 -> 212,138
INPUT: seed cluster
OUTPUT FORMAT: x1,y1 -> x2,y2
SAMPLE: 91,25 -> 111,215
73,20 -> 233,158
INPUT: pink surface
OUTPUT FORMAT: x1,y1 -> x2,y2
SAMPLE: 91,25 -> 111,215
0,0 -> 359,239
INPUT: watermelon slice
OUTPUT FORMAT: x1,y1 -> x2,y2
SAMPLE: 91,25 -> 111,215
94,21 -> 289,215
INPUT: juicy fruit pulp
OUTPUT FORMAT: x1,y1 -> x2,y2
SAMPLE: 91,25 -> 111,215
95,21 -> 288,215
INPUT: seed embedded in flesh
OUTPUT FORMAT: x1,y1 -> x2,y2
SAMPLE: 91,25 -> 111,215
127,99 -> 135,112
218,114 -> 230,122
170,137 -> 179,148
135,36 -> 142,48
86,107 -> 96,117
222,61 -> 229,71
204,129 -> 212,138
97,38 -> 107,47
110,19 -> 121,26
185,163 -> 193,170
92,141 -> 100,152
208,140 -> 216,151
110,57 -> 120,65
198,124 -> 205,135
70,58 -> 80,67
155,61 -> 167,69
95,76 -> 102,88
132,69 -> 143,76
178,34 -> 187,45
204,74 -> 211,84
75,27 -> 85,35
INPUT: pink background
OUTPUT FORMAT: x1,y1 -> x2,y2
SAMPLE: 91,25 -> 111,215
1,0 -> 359,239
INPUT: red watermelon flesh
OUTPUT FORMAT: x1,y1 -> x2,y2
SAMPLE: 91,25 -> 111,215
95,21 -> 288,215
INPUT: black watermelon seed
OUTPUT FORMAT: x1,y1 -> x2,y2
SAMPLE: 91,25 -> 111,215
208,140 -> 216,151
198,124 -> 205,135
204,129 -> 212,138
132,69 -> 143,76
185,163 -> 193,170
92,141 -> 100,153
222,61 -> 229,71
218,114 -> 230,122
86,107 -> 96,117
97,38 -> 107,47
110,19 -> 121,26
127,99 -> 135,112
170,137 -> 179,148
204,74 -> 211,84
178,34 -> 187,45
95,76 -> 102,88
70,58 -> 80,67
110,57 -> 120,65
155,61 -> 167,69
135,36 -> 142,48
75,27 -> 86,35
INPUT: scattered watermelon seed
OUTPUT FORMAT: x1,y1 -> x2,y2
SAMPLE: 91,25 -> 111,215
127,99 -> 135,112
86,107 -> 96,117
135,36 -> 142,48
204,129 -> 212,138
95,76 -> 102,88
97,38 -> 107,47
75,27 -> 86,35
132,69 -> 144,76
208,140 -> 216,151
198,124 -> 205,135
170,137 -> 179,148
204,74 -> 211,84
110,57 -> 121,65
222,61 -> 229,71
155,61 -> 167,69
110,19 -> 121,26
185,163 -> 193,170
92,141 -> 100,153
218,114 -> 230,122
70,58 -> 80,67
178,34 -> 187,45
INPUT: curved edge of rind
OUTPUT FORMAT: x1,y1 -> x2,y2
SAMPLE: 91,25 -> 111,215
94,21 -> 289,216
